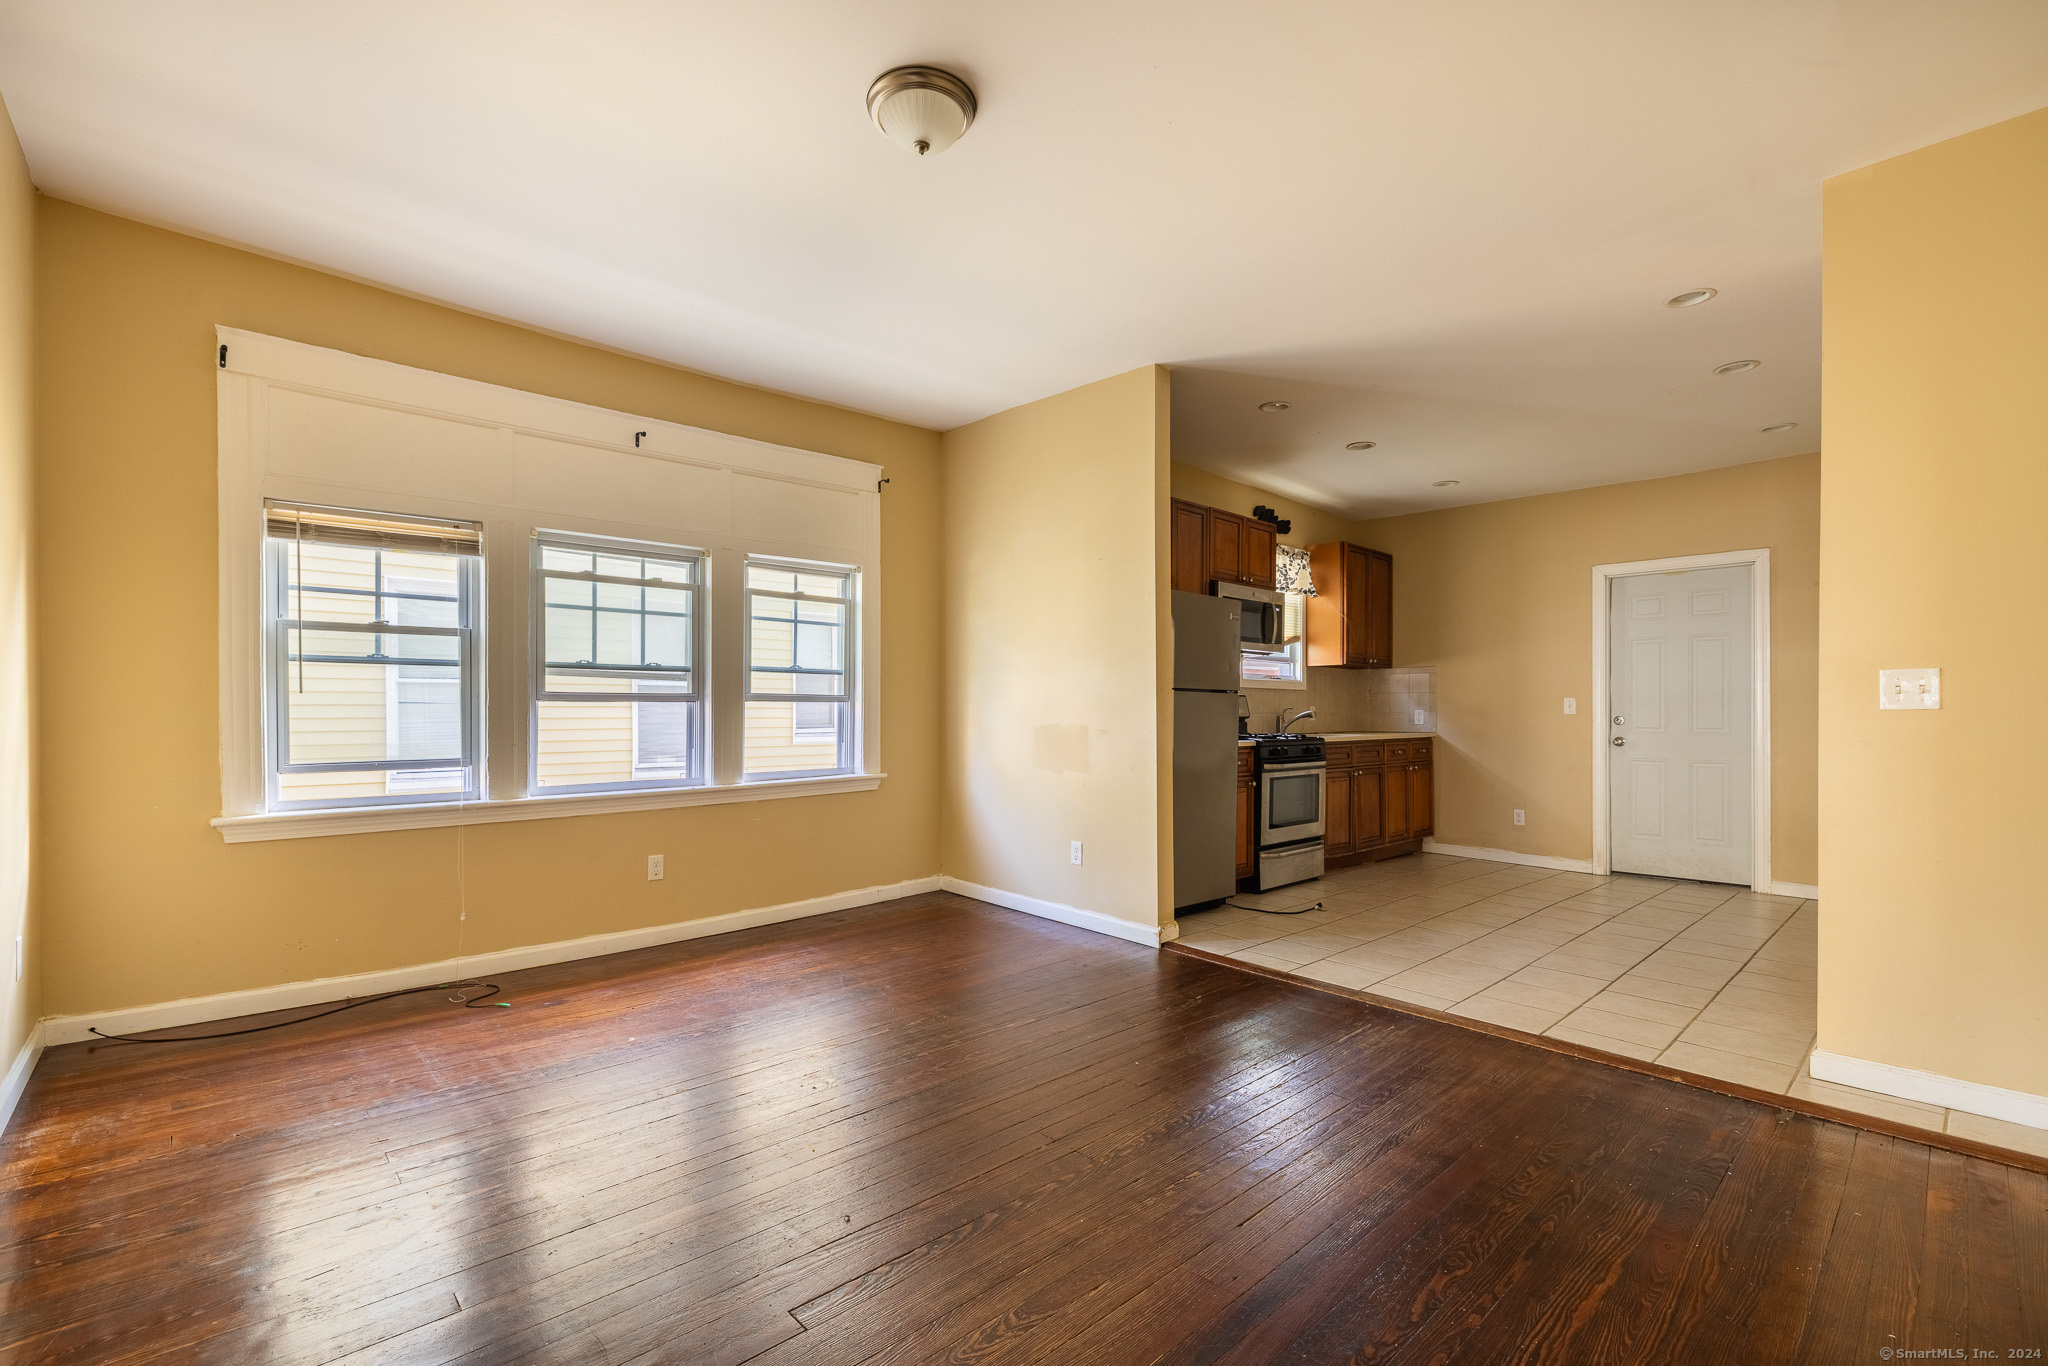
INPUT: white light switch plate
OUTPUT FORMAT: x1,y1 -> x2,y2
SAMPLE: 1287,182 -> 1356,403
1563,698 -> 1577,714
1879,668 -> 1940,710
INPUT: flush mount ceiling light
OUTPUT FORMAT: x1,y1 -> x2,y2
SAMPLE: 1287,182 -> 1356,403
1433,479 -> 1460,488
1714,359 -> 1762,375
866,66 -> 977,157
1345,440 -> 1377,450
1760,422 -> 1800,433
1257,400 -> 1292,412
1665,288 -> 1718,308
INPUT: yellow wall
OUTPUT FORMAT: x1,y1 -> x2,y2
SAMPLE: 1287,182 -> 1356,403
34,199 -> 943,1017
1818,105 -> 2048,1096
0,97 -> 36,1076
1354,455 -> 1821,880
1169,464 -> 1360,549
941,367 -> 1171,937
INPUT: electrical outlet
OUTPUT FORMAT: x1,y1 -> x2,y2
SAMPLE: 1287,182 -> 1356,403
1413,709 -> 1427,727
647,854 -> 665,881
1070,841 -> 1084,866
1563,698 -> 1577,715
1512,809 -> 1526,827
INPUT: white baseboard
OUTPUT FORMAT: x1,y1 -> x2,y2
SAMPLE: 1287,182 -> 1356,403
1810,1048 -> 2048,1132
41,876 -> 942,1047
1420,840 -> 1597,874
1767,881 -> 1821,899
938,876 -> 1168,947
2,1021 -> 46,1138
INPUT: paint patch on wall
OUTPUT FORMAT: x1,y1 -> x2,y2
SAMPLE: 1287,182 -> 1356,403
1032,724 -> 1091,774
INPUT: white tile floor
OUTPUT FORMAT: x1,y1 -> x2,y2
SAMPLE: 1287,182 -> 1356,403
1175,852 -> 2048,1160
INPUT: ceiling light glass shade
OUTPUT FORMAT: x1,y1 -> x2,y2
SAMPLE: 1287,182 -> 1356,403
1666,288 -> 1718,308
867,66 -> 976,156
1345,440 -> 1376,450
1714,359 -> 1762,375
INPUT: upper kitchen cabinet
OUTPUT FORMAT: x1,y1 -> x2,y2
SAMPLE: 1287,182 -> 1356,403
1236,517 -> 1277,590
1170,498 -> 1279,592
1170,499 -> 1208,594
1305,542 -> 1393,668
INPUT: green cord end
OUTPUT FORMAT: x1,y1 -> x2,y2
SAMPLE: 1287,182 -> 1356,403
495,1002 -> 512,1007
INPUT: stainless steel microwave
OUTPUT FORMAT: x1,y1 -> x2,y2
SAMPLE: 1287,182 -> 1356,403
1214,581 -> 1286,652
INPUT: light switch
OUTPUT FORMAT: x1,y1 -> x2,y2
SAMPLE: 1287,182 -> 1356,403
1563,698 -> 1577,715
1879,668 -> 1940,710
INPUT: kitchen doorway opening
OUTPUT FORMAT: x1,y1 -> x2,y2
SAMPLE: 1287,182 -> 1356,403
1590,550 -> 1774,891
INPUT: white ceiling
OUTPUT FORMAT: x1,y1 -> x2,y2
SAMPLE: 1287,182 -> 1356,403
3,2 -> 2045,515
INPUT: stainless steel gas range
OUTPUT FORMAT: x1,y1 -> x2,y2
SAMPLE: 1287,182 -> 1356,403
1246,733 -> 1326,891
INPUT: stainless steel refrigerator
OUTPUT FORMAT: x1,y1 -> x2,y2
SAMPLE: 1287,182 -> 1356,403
1172,590 -> 1243,909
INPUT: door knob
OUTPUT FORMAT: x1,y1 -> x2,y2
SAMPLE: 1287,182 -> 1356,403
1611,736 -> 1626,747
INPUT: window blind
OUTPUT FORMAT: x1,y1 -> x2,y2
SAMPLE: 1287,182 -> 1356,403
265,501 -> 482,557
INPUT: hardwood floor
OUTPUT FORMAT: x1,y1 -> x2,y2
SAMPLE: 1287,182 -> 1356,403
4,891 -> 2043,1364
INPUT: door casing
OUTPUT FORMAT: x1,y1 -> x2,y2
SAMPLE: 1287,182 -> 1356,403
1590,549 -> 1772,890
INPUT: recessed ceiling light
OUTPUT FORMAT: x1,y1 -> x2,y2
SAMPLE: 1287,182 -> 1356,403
1759,422 -> 1799,433
1258,401 -> 1292,412
1714,359 -> 1762,375
1345,440 -> 1376,450
1666,288 -> 1718,308
1433,480 -> 1460,488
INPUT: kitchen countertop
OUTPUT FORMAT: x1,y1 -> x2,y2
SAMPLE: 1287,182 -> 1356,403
1237,731 -> 1434,745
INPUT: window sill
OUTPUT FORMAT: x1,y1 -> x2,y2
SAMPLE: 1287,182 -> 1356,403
1240,676 -> 1309,691
212,772 -> 884,844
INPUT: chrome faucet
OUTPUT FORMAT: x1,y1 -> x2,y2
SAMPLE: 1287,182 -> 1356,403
1278,706 -> 1317,735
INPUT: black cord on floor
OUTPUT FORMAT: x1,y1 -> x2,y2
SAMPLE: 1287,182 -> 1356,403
86,980 -> 508,1046
1226,899 -> 1325,916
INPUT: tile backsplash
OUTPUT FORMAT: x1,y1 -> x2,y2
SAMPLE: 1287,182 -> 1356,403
1242,666 -> 1435,735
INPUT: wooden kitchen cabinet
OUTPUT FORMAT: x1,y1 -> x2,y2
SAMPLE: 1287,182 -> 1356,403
1170,498 -> 1282,595
1235,745 -> 1256,884
1238,518 -> 1277,590
1305,541 -> 1393,668
1407,759 -> 1433,838
1324,767 -> 1352,850
1170,499 -> 1208,594
1207,509 -> 1243,584
1323,738 -> 1433,866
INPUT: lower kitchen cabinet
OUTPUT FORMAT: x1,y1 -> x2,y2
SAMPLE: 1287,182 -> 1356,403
1324,738 -> 1434,867
1235,746 -> 1255,883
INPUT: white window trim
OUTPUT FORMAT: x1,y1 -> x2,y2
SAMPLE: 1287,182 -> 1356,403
741,555 -> 857,781
213,773 -> 886,843
1240,644 -> 1308,690
214,326 -> 884,842
264,535 -> 485,808
530,532 -> 707,795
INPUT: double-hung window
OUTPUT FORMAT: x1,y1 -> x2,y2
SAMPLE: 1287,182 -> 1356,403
533,538 -> 702,792
264,503 -> 482,808
744,558 -> 855,779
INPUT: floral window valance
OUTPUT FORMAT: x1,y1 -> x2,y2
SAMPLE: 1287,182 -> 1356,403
1275,544 -> 1317,596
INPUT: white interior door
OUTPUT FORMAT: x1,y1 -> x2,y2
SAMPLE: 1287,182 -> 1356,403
1607,565 -> 1753,883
